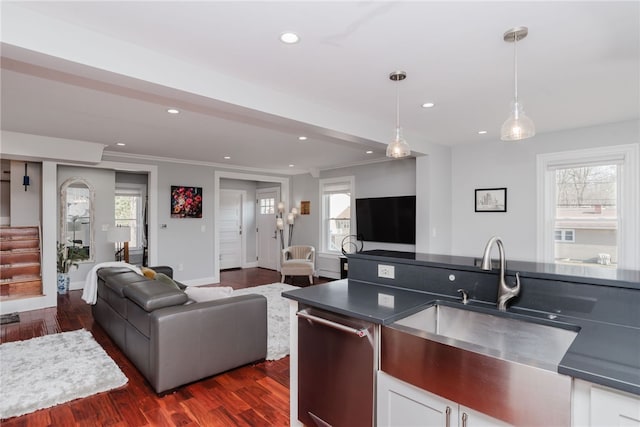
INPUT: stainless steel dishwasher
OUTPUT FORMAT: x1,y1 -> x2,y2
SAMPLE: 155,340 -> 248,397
297,306 -> 377,427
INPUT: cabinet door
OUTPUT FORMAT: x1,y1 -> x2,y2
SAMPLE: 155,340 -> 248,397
459,406 -> 513,427
591,386 -> 640,426
378,371 -> 457,427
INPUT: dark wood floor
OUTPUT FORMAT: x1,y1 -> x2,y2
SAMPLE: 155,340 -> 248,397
1,268 -> 329,426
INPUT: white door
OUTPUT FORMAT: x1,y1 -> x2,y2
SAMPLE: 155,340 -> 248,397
219,189 -> 243,270
256,188 -> 280,270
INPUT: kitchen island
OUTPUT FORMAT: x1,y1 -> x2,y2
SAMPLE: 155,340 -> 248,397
283,250 -> 640,426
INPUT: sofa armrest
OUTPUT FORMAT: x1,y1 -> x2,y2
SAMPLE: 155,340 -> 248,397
148,294 -> 267,393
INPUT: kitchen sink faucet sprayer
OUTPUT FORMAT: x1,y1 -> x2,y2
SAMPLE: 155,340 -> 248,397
480,236 -> 521,311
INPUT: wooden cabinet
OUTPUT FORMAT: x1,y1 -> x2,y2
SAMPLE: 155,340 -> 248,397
573,379 -> 640,426
377,372 -> 511,427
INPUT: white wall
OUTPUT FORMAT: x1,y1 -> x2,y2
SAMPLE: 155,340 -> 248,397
450,120 -> 640,262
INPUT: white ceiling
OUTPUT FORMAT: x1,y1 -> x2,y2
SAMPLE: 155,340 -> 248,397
1,1 -> 638,174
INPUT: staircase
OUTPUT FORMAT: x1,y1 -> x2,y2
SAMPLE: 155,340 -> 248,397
0,226 -> 43,300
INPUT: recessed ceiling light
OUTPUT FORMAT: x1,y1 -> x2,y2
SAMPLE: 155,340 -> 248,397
289,164 -> 295,168
298,136 -> 308,141
116,142 -> 126,146
366,150 -> 373,154
421,102 -> 435,108
167,108 -> 180,114
224,156 -> 231,160
478,130 -> 488,135
280,32 -> 300,44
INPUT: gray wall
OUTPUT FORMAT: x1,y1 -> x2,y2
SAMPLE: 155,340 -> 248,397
57,165 -> 115,286
291,158 -> 416,277
450,120 -> 639,262
321,158 -> 417,252
154,161 -> 215,281
10,160 -> 41,226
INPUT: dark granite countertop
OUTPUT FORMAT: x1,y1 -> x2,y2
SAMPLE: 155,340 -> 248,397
283,278 -> 640,396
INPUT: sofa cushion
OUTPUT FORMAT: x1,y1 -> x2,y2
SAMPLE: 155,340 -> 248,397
97,267 -> 134,281
124,281 -> 188,312
184,286 -> 233,302
105,271 -> 150,297
155,273 -> 181,289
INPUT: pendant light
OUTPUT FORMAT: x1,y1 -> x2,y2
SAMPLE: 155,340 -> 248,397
500,26 -> 535,141
386,71 -> 411,158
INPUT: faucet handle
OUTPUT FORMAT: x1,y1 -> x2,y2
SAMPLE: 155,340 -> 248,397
511,272 -> 521,295
457,289 -> 469,305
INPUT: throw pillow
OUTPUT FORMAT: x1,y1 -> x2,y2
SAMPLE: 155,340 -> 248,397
155,272 -> 181,289
141,267 -> 156,279
184,286 -> 233,302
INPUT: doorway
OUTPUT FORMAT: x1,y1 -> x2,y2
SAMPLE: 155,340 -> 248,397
256,187 -> 281,271
219,189 -> 245,269
214,171 -> 289,283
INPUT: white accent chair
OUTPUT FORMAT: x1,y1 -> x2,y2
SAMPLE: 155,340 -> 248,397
281,245 -> 315,285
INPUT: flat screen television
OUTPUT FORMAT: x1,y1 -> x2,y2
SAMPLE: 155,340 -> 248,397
355,196 -> 416,244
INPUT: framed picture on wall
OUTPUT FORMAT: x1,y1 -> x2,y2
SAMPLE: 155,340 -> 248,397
300,200 -> 310,215
171,186 -> 203,218
475,188 -> 507,212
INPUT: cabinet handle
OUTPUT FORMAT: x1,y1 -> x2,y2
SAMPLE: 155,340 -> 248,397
462,412 -> 468,427
445,406 -> 451,427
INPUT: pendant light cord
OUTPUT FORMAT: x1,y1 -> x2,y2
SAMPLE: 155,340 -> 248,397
395,80 -> 400,130
513,35 -> 519,103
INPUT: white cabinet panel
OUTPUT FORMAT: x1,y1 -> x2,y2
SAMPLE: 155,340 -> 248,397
459,406 -> 512,427
378,371 -> 457,427
590,386 -> 640,427
378,372 -> 513,427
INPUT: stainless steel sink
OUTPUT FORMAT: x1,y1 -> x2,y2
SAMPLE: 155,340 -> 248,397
392,303 -> 579,371
382,303 -> 580,425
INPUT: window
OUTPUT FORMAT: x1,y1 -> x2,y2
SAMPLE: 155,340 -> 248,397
555,229 -> 575,243
115,184 -> 146,250
320,177 -> 354,253
537,144 -> 638,271
260,197 -> 275,215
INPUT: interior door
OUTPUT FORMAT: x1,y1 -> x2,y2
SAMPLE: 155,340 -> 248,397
219,189 -> 243,270
256,188 -> 280,270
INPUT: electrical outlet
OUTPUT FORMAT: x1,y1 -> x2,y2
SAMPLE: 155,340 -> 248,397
178,263 -> 184,271
378,264 -> 395,279
378,293 -> 395,308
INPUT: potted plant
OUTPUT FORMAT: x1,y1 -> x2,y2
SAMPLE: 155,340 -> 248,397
57,242 -> 85,294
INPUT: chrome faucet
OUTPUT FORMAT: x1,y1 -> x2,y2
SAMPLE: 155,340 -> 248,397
480,236 -> 521,311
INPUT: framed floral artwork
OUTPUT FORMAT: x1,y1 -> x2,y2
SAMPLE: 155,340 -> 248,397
171,186 -> 203,218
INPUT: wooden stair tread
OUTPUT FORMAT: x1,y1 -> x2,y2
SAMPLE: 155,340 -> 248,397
1,262 -> 41,267
0,292 -> 43,301
0,226 -> 43,300
0,274 -> 41,284
1,248 -> 40,253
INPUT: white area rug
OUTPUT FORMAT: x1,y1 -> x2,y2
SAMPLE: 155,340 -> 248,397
0,329 -> 128,419
233,283 -> 299,360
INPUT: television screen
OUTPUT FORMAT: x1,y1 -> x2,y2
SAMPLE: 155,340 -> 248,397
356,196 -> 416,244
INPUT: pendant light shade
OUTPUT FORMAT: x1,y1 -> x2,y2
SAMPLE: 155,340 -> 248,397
501,27 -> 535,141
386,71 -> 411,158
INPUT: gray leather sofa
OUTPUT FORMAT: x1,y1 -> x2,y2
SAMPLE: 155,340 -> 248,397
92,266 -> 267,393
